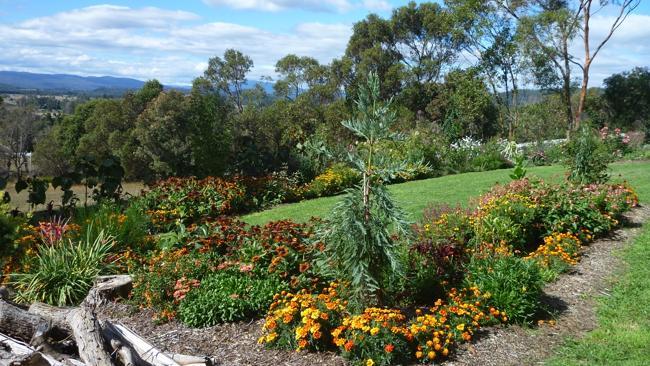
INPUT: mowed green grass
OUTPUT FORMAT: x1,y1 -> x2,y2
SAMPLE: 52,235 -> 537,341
546,219 -> 650,365
242,160 -> 650,226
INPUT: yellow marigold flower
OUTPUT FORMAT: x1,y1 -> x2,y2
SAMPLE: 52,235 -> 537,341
366,359 -> 375,366
456,323 -> 465,331
370,327 -> 380,336
428,351 -> 436,360
416,351 -> 423,359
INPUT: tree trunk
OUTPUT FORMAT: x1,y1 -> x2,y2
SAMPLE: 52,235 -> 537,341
576,0 -> 592,128
562,37 -> 574,133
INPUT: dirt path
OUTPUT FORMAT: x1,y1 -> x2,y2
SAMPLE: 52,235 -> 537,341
444,205 -> 650,366
99,206 -> 650,366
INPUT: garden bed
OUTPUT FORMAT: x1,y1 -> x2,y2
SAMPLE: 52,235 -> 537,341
96,206 -> 648,366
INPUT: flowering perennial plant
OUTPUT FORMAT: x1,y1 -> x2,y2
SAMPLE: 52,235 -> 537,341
259,283 -> 347,351
334,308 -> 413,366
526,232 -> 581,269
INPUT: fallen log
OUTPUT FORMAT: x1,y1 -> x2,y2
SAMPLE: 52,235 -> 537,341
1,274 -> 212,366
87,276 -> 132,305
101,322 -> 214,366
28,303 -> 73,334
0,301 -> 49,343
0,332 -> 73,366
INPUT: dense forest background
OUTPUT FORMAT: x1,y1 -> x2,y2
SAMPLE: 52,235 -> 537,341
1,0 -> 648,184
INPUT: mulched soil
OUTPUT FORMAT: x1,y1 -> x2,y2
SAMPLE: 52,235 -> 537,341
97,206 -> 650,366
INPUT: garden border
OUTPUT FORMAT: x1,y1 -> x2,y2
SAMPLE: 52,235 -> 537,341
444,205 -> 650,366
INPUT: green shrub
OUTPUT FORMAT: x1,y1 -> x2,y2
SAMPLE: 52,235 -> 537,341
0,195 -> 18,259
131,250 -> 218,314
473,192 -> 540,251
76,203 -> 149,251
12,230 -> 115,306
464,254 -> 544,324
305,163 -> 361,198
564,124 -> 610,184
470,139 -> 509,172
178,272 -> 287,327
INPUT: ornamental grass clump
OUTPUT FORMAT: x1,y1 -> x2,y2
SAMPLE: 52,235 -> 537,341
12,229 -> 115,306
318,72 -> 410,309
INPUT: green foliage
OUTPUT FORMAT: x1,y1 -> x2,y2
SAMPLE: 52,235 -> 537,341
564,124 -> 610,184
12,230 -> 115,306
428,68 -> 499,141
602,67 -> 650,132
464,254 -> 544,324
14,177 -> 49,209
178,272 -> 287,327
0,196 -> 20,265
204,49 -> 254,113
305,163 -> 361,198
319,73 -> 410,308
75,202 -> 149,251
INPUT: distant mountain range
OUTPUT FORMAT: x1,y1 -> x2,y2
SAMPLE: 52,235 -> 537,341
0,71 -> 274,96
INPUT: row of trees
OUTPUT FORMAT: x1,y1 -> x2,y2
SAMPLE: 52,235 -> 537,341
2,1 -> 647,182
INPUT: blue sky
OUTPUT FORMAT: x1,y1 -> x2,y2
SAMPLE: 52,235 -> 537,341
0,0 -> 648,86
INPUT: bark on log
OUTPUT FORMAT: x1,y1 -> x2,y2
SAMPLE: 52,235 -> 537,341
0,301 -> 49,343
0,332 -> 68,366
86,276 -> 132,305
27,303 -> 72,334
68,308 -> 112,366
101,321 -> 180,366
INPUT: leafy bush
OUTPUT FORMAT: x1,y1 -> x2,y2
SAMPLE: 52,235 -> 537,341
305,163 -> 360,198
407,205 -> 473,302
131,249 -> 218,319
131,218 -> 323,321
526,232 -> 581,281
537,183 -> 617,240
473,192 -> 540,251
138,176 -> 247,229
564,124 -> 610,184
75,203 -> 149,251
12,230 -> 115,306
464,254 -> 544,324
470,139 -> 509,172
0,195 -> 18,260
178,272 -> 287,327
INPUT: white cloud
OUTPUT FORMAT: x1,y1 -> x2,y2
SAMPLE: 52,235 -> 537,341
569,13 -> 650,85
0,6 -> 353,84
362,0 -> 392,12
202,0 -> 390,13
1,5 -> 646,86
21,5 -> 199,30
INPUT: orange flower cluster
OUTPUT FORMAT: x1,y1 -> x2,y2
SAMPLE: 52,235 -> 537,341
260,285 -> 504,365
173,277 -> 200,303
526,232 -> 581,268
333,308 -> 413,365
409,287 -> 503,363
259,283 -> 347,351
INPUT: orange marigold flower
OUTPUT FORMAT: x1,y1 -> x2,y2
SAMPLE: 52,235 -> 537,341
384,344 -> 394,353
344,340 -> 354,352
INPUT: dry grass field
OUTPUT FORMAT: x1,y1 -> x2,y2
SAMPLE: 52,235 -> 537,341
3,181 -> 146,212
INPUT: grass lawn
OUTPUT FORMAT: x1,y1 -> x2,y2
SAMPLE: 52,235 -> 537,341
242,160 -> 650,226
543,160 -> 650,365
545,220 -> 650,365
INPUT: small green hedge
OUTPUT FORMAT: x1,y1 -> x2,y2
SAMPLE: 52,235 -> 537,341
178,272 -> 287,327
